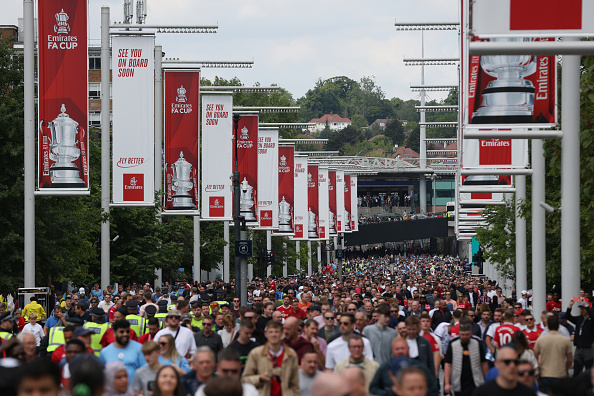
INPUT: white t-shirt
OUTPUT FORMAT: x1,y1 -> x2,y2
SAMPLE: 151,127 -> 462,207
325,336 -> 373,369
154,326 -> 197,357
22,323 -> 44,346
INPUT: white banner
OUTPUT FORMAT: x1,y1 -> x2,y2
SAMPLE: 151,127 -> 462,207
112,35 -> 155,205
351,175 -> 358,232
201,93 -> 233,220
471,0 -> 594,38
336,170 -> 345,233
291,155 -> 308,240
318,167 -> 330,240
257,128 -> 279,229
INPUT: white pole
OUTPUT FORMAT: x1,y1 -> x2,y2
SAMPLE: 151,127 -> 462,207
561,39 -> 581,310
193,218 -> 200,283
223,221 -> 230,282
296,241 -> 301,271
154,44 -> 163,289
24,0 -> 35,288
100,7 -> 110,291
515,175 -> 527,294
532,139 -> 546,316
266,230 -> 272,277
307,241 -> 312,276
419,30 -> 427,214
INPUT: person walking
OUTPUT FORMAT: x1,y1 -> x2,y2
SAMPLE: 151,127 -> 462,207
566,297 -> 594,376
534,314 -> 573,393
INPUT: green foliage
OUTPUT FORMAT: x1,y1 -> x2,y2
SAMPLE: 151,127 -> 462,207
384,119 -> 405,147
475,202 -> 516,280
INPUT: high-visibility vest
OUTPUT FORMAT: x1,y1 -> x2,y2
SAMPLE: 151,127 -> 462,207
154,313 -> 168,329
126,315 -> 145,337
0,332 -> 14,342
167,304 -> 176,312
47,326 -> 65,352
83,322 -> 109,356
191,317 -> 203,330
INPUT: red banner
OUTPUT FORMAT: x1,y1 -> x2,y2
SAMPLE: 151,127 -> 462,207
38,0 -> 88,190
164,70 -> 200,212
344,174 -> 352,231
233,115 -> 258,222
510,0 -> 582,31
467,37 -> 556,127
278,146 -> 294,233
308,165 -> 319,238
328,170 -> 337,235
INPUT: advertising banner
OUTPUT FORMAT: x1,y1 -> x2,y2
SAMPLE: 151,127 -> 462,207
233,114 -> 258,224
307,164 -> 319,239
464,36 -> 556,129
291,155 -> 308,240
38,0 -> 89,191
277,145 -> 295,235
344,174 -> 352,232
164,70 -> 200,213
318,167 -> 330,240
336,170 -> 345,233
462,136 -> 528,168
201,93 -> 233,220
256,128 -> 278,229
350,175 -> 359,232
112,35 -> 155,204
328,170 -> 338,236
471,0 -> 594,38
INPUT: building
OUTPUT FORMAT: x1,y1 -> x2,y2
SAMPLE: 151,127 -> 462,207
307,113 -> 351,133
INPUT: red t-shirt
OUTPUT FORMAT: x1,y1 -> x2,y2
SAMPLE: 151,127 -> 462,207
546,301 -> 562,314
269,349 -> 284,396
287,308 -> 307,320
277,306 -> 292,320
138,333 -> 154,344
457,301 -> 472,311
422,331 -> 440,352
493,323 -> 520,349
522,327 -> 543,350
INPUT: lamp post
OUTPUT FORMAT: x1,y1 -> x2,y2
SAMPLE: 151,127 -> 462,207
233,113 -> 242,300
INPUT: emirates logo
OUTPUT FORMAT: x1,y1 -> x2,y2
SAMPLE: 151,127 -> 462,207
54,9 -> 70,35
130,177 -> 137,186
214,199 -> 219,206
176,85 -> 187,103
307,173 -> 312,183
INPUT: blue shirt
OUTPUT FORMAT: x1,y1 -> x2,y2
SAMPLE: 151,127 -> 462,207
44,315 -> 60,330
158,355 -> 191,373
100,340 -> 146,385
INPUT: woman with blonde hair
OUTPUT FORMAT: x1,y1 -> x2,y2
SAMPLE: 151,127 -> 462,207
158,334 -> 190,375
218,313 -> 240,348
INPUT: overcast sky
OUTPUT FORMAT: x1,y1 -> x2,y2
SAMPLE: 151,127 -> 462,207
5,0 -> 460,101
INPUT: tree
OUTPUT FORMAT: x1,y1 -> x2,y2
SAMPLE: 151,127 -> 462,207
383,119 -> 405,147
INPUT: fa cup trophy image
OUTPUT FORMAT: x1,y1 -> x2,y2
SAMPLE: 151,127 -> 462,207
329,211 -> 336,234
278,196 -> 292,232
40,104 -> 85,187
344,210 -> 351,231
471,38 -> 536,124
308,208 -> 317,238
240,178 -> 257,221
170,151 -> 196,209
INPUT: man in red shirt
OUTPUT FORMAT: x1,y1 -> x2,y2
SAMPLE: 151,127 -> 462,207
493,310 -> 520,349
137,317 -> 160,344
276,296 -> 292,320
420,313 -> 441,378
521,311 -> 542,349
287,299 -> 306,321
546,292 -> 562,314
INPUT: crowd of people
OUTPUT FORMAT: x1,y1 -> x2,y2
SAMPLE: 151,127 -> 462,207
1,254 -> 593,396
359,193 -> 412,210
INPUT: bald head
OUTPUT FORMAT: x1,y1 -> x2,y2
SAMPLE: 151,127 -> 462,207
311,372 -> 351,396
341,367 -> 366,396
283,316 -> 300,342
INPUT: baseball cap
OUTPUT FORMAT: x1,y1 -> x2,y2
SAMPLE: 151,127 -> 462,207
181,313 -> 193,323
79,287 -> 85,295
389,356 -> 413,375
521,290 -> 527,295
167,308 -> 181,317
74,327 -> 93,337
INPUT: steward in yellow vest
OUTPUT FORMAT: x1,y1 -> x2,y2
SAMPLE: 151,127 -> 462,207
83,307 -> 109,356
125,300 -> 145,337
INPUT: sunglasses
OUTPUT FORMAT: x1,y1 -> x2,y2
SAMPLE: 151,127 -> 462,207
233,300 -> 240,302
518,369 -> 535,376
325,316 -> 334,320
221,368 -> 240,375
347,308 -> 357,311
203,322 -> 213,326
339,321 -> 351,326
526,318 -> 535,321
500,359 -> 519,366
159,342 -> 168,346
